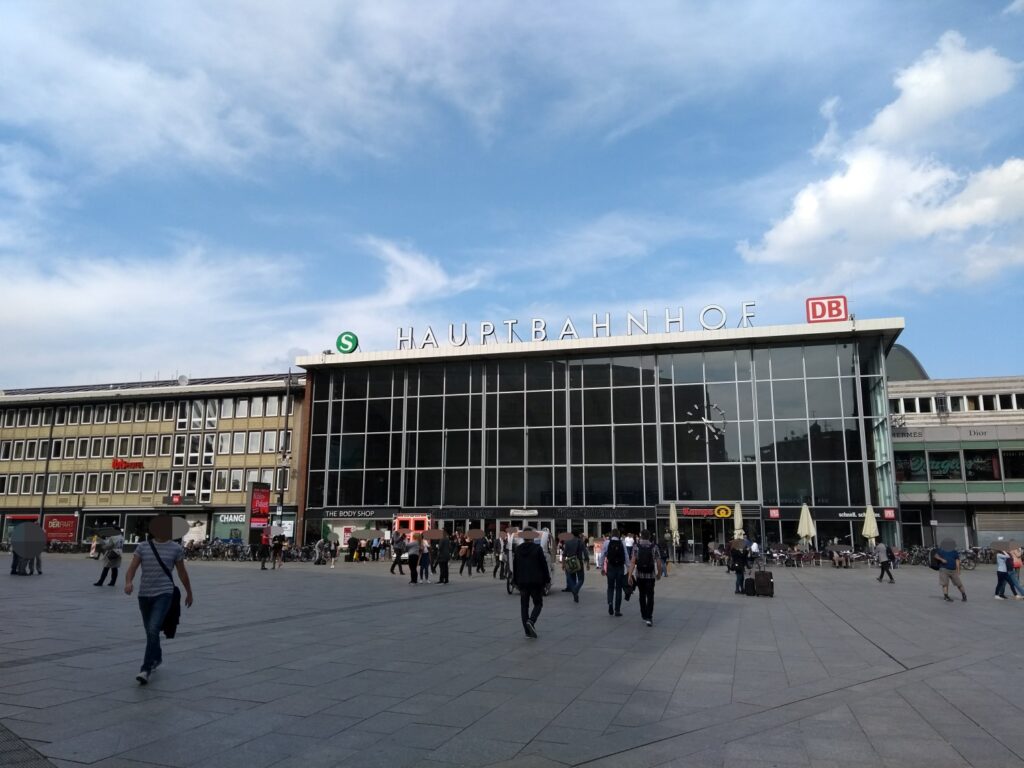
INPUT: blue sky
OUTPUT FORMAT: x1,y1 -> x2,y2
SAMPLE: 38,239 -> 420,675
1,1 -> 1022,388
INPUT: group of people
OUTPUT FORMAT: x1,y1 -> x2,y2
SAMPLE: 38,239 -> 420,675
8,549 -> 42,575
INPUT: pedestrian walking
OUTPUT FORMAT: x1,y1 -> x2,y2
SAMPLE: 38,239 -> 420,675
875,540 -> 895,584
24,551 -> 42,575
407,535 -> 421,584
730,540 -> 749,595
9,549 -> 20,575
994,546 -> 1021,600
627,530 -> 662,626
437,531 -> 451,584
458,537 -> 473,576
390,534 -> 406,575
259,528 -> 271,570
328,538 -> 339,568
94,530 -> 124,586
602,529 -> 627,616
513,534 -> 551,639
933,542 -> 966,602
123,519 -> 194,685
271,535 -> 284,569
561,531 -> 588,603
473,534 -> 487,574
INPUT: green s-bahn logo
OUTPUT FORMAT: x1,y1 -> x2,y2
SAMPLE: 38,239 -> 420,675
336,331 -> 359,354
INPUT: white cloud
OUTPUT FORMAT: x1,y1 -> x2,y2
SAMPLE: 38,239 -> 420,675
811,97 -> 842,160
0,236 -> 482,387
863,31 -> 1018,147
0,1 -> 878,175
1004,0 -> 1024,14
740,32 -> 1024,289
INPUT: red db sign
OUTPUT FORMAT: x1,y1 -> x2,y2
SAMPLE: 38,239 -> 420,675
806,296 -> 848,323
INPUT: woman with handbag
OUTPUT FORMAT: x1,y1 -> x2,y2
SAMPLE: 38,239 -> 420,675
458,536 -> 473,577
123,516 -> 194,685
94,530 -> 124,586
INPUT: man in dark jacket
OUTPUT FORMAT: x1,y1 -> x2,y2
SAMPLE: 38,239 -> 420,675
436,532 -> 452,584
562,532 -> 588,603
730,541 -> 749,595
514,534 -> 551,639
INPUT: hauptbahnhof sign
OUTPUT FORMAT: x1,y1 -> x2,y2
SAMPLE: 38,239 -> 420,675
396,302 -> 757,350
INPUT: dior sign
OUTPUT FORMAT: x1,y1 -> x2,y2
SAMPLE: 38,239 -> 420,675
397,302 -> 757,350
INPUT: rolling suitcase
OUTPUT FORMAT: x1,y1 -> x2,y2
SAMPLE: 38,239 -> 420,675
743,576 -> 756,596
754,562 -> 774,597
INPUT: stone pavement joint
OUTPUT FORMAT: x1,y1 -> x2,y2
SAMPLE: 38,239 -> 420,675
4,557 -> 1024,767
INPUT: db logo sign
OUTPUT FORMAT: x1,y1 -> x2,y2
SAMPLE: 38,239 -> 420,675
806,296 -> 848,323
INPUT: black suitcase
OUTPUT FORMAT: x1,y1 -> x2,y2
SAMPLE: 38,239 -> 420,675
754,568 -> 774,597
743,577 -> 756,596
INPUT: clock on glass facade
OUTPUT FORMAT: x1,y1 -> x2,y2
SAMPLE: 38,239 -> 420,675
685,402 -> 727,441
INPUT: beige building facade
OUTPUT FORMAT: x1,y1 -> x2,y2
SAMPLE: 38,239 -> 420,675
0,373 -> 305,548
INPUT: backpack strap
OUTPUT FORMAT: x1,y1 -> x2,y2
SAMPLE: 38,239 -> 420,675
148,539 -> 175,587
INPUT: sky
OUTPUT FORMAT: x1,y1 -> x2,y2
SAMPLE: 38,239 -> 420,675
1,1 -> 1022,388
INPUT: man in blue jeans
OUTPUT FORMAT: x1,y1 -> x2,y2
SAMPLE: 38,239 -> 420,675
603,530 -> 627,616
124,517 -> 194,685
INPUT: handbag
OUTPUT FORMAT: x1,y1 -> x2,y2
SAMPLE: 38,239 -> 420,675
564,555 -> 582,573
148,540 -> 182,640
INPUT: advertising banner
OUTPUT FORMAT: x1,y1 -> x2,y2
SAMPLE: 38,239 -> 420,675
248,482 -> 271,528
44,514 -> 78,542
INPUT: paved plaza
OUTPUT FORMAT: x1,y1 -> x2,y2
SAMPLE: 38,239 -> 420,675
3,555 -> 1024,768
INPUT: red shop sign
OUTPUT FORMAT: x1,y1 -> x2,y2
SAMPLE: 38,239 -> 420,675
882,508 -> 896,520
768,508 -> 780,519
44,514 -> 78,542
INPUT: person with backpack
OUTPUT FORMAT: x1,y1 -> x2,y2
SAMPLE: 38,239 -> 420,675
561,531 -> 588,603
627,530 -> 662,627
874,540 -> 895,584
602,529 -> 628,617
513,533 -> 550,638
933,542 -> 966,602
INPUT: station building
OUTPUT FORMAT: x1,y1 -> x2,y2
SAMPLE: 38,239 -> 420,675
296,315 -> 903,554
0,374 -> 304,549
887,365 -> 1024,549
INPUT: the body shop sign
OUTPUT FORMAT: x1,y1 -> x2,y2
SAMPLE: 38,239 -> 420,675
247,482 -> 271,528
44,514 -> 78,542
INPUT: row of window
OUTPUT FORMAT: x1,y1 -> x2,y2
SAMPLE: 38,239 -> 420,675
890,392 -> 1024,415
894,448 -> 1024,482
0,431 -> 292,464
308,458 -> 876,509
0,467 -> 289,500
313,342 -> 879,401
0,396 -> 295,431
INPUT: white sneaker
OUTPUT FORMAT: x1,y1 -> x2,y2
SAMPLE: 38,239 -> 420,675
330,564 -> 335,569
995,595 -> 1008,600
136,670 -> 150,685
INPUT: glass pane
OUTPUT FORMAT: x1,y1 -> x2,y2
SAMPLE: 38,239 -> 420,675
775,421 -> 809,461
499,361 -> 525,392
527,428 -> 553,465
345,369 -> 368,398
420,364 -> 444,396
804,343 -> 838,377
366,400 -> 391,432
445,363 -> 470,395
777,463 -> 811,505
894,450 -> 926,481
674,386 -> 704,421
964,449 -> 1000,481
928,451 -> 962,480
773,380 -> 807,419
499,393 -> 524,428
499,430 -> 524,465
342,401 -> 366,432
526,391 -> 553,427
365,434 -> 390,469
445,396 -> 470,430
584,466 -> 613,505
367,368 -> 392,398
611,357 -> 641,387
709,465 -> 741,500
420,397 -> 444,430
584,426 -> 612,464
806,378 -> 843,419
584,389 -> 612,424
678,465 -> 709,500
813,463 -> 848,506
446,431 -> 469,466
614,466 -> 644,504
771,346 -> 803,379
614,425 -> 643,464
612,388 -> 641,424
527,467 -> 552,505
671,353 -> 703,384
497,467 -> 523,506
704,350 -> 735,382
707,383 -> 738,422
676,426 -> 707,462
809,419 -> 845,461
524,361 -> 551,391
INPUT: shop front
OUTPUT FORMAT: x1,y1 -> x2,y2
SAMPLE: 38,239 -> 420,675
769,506 -> 899,550
212,511 -> 248,542
2,513 -> 40,542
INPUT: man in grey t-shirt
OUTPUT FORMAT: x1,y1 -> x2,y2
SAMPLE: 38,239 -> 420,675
124,518 -> 194,685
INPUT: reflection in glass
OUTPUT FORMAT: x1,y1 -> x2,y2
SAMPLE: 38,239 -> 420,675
419,397 -> 443,430
806,378 -> 843,418
809,420 -> 845,461
525,361 -> 551,390
771,346 -> 803,379
584,389 -> 612,424
615,466 -> 644,504
582,358 -> 610,388
710,465 -> 741,499
420,365 -> 444,396
499,361 -> 524,392
612,388 -> 642,424
584,426 -> 613,464
775,420 -> 809,461
678,465 -> 709,500
614,425 -> 643,464
499,393 -> 524,428
772,380 -> 807,419
671,353 -> 703,384
526,391 -> 553,426
498,468 -> 523,506
777,463 -> 811,505
804,343 -> 838,378
813,463 -> 847,506
611,357 -> 642,387
444,396 -> 470,430
704,350 -> 735,382
444,468 -> 468,506
527,467 -> 552,505
498,430 -> 524,465
928,451 -> 962,480
527,428 -> 553,465
585,467 -> 613,505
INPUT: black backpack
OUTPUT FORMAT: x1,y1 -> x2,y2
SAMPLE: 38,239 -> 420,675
885,545 -> 894,563
928,548 -> 941,570
606,539 -> 626,567
636,544 -> 655,574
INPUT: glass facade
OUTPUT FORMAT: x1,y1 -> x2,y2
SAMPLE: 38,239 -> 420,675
306,336 -> 894,522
